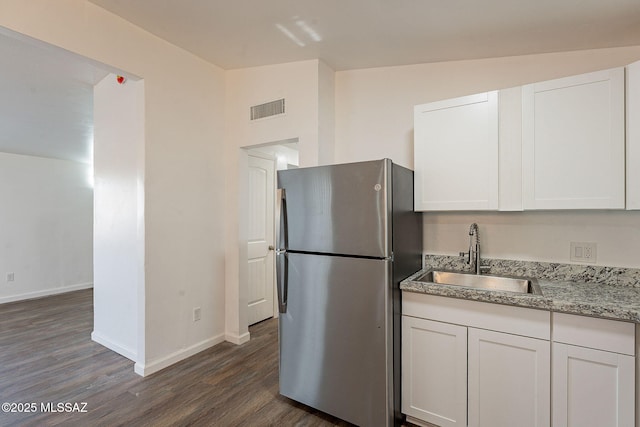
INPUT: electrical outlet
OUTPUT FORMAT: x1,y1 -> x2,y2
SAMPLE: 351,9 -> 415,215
570,242 -> 597,264
193,307 -> 201,322
6,272 -> 14,282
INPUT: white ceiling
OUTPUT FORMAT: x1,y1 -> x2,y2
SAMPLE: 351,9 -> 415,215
3,1 -> 640,165
0,31 -> 108,164
90,0 -> 640,71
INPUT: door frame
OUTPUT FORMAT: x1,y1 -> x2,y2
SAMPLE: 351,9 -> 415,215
245,150 -> 277,323
239,139 -> 299,336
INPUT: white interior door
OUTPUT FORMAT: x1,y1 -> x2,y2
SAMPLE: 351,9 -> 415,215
247,154 -> 275,325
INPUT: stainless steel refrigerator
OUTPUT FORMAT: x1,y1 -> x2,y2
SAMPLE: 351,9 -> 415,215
276,159 -> 422,426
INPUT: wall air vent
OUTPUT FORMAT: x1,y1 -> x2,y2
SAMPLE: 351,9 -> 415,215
250,98 -> 285,121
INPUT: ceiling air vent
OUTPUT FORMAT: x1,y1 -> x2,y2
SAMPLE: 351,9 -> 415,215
250,98 -> 285,121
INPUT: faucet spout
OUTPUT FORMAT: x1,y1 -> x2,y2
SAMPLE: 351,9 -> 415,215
460,223 -> 482,274
469,223 -> 480,274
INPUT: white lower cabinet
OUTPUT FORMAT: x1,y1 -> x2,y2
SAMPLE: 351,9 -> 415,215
402,316 -> 467,427
402,292 -> 551,427
468,328 -> 550,427
551,313 -> 635,427
401,293 -> 637,427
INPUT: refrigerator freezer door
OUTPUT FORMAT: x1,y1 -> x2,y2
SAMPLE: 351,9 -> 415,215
277,159 -> 391,258
279,252 -> 393,426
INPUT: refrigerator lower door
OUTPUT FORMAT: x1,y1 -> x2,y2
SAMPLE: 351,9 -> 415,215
279,252 -> 393,427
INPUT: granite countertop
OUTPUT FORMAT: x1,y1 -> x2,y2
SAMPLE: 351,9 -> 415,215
401,256 -> 640,323
539,279 -> 640,322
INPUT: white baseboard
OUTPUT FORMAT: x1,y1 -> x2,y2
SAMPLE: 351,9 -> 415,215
225,331 -> 251,345
91,331 -> 137,361
0,282 -> 93,304
133,333 -> 226,377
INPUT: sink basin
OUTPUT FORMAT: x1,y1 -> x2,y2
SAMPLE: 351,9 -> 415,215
415,270 -> 542,295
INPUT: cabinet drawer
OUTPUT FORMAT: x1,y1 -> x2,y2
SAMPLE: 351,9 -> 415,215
553,312 -> 635,356
402,292 -> 550,340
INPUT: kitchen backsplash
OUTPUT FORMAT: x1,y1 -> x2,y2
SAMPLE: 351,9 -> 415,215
424,254 -> 640,287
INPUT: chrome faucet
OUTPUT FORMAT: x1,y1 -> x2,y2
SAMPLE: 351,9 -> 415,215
459,223 -> 486,275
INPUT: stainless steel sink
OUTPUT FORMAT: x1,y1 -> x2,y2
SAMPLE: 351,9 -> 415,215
415,270 -> 542,295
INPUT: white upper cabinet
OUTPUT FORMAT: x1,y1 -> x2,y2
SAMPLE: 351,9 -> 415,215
414,92 -> 499,211
627,60 -> 640,210
414,66 -> 629,211
522,68 -> 625,209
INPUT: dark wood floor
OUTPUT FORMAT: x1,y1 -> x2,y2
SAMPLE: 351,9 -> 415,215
0,289 -> 351,427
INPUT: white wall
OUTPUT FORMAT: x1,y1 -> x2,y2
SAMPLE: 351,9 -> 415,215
225,59 -> 325,166
92,74 -> 144,361
318,60 -> 335,165
224,59 -> 333,340
335,46 -> 640,268
0,1 -> 227,375
0,152 -> 93,303
422,211 -> 640,268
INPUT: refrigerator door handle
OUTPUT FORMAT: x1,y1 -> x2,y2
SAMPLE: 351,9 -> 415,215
276,251 -> 288,313
277,188 -> 288,251
276,188 -> 288,313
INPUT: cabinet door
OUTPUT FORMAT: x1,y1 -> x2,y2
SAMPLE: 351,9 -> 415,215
414,92 -> 499,211
522,68 -> 625,209
627,60 -> 640,210
552,343 -> 634,427
402,316 -> 467,427
468,328 -> 550,427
